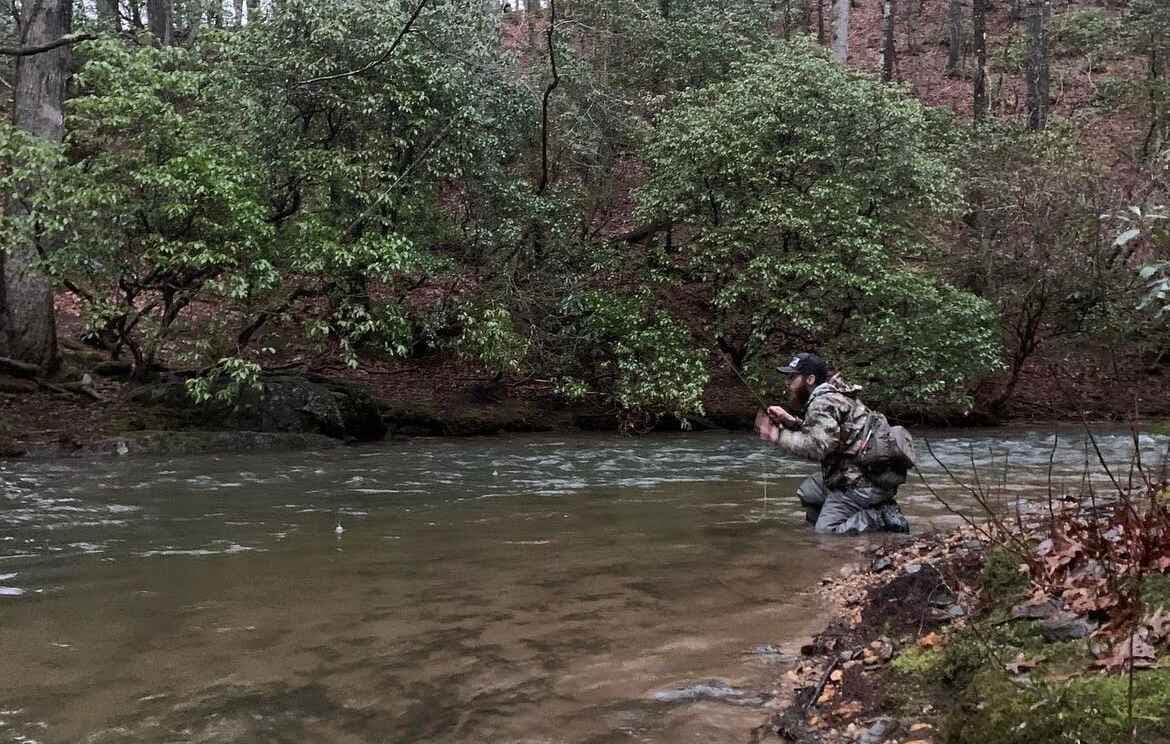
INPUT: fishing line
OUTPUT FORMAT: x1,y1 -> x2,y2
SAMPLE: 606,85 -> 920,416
717,349 -> 777,520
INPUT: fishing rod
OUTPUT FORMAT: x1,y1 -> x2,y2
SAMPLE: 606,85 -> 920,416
718,349 -> 801,428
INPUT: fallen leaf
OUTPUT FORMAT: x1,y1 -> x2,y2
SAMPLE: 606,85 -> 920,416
918,632 -> 942,649
1148,609 -> 1170,642
829,669 -> 844,682
1093,632 -> 1157,671
1005,652 -> 1043,675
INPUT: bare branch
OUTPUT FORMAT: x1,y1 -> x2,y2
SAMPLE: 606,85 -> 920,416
0,31 -> 95,57
290,0 -> 431,87
537,0 -> 559,196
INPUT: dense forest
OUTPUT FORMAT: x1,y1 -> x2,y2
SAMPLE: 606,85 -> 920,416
2,0 -> 1170,437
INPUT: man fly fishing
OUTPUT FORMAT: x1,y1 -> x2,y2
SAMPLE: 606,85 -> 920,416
753,352 -> 913,535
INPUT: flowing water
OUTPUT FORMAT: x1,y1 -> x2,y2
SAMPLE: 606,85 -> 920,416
1,429 -> 1167,744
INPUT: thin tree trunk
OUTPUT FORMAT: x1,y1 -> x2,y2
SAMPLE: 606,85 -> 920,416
817,0 -> 825,44
97,0 -> 123,31
902,0 -> 916,55
129,0 -> 144,28
973,0 -> 989,122
1,0 -> 70,373
233,0 -> 243,26
147,0 -> 173,44
244,0 -> 261,24
880,0 -> 896,81
209,0 -> 225,28
1025,0 -> 1051,130
830,0 -> 849,63
1141,50 -> 1165,160
946,0 -> 962,78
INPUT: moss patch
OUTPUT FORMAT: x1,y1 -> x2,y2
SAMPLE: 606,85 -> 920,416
981,547 -> 1030,607
1143,574 -> 1170,611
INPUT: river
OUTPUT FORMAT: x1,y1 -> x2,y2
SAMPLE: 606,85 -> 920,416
1,429 -> 1166,743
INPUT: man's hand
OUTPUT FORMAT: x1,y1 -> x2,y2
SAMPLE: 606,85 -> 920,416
755,409 -> 780,443
766,405 -> 800,428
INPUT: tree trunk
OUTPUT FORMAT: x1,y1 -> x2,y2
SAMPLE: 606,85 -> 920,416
147,0 -> 173,44
946,0 -> 962,78
1,0 -> 70,373
880,0 -> 896,81
816,0 -> 825,45
233,0 -> 243,26
1024,0 -> 1050,130
97,0 -> 123,31
973,0 -> 989,122
129,0 -> 144,29
830,0 -> 849,63
209,0 -> 225,28
244,0 -> 262,24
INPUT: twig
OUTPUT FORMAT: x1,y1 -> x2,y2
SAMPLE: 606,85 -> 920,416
1046,431 -> 1059,535
291,0 -> 431,86
804,657 -> 840,713
922,438 -> 1032,558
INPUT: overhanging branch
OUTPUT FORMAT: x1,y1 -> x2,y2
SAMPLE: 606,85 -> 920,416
0,32 -> 95,57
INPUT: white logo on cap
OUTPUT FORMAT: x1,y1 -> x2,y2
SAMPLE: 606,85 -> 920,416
788,356 -> 802,368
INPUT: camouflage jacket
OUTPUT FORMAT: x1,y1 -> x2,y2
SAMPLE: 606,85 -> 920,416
774,375 -> 873,491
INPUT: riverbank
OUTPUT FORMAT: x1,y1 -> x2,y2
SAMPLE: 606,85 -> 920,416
4,340 -> 1170,460
760,488 -> 1170,744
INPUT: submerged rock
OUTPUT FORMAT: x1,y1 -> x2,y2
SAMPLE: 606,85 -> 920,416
651,678 -> 771,707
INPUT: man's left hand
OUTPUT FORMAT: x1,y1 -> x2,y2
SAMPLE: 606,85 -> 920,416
766,405 -> 800,428
755,410 -> 780,443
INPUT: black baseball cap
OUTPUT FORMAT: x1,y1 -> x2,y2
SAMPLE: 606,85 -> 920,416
778,352 -> 829,382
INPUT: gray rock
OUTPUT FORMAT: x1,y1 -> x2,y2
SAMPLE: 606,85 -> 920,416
1011,597 -> 1063,621
871,557 -> 893,572
1040,611 -> 1098,642
857,717 -> 899,744
129,373 -> 387,441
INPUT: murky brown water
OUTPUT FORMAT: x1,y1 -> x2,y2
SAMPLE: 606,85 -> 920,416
1,430 -> 1165,743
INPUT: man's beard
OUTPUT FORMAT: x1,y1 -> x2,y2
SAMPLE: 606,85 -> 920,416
791,385 -> 811,409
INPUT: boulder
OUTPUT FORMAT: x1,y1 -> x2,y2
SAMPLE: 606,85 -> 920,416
128,372 -> 387,442
1040,611 -> 1098,642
